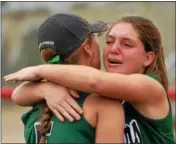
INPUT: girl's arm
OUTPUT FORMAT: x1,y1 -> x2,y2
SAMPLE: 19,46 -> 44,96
5,64 -> 166,104
95,97 -> 124,143
5,64 -> 168,120
12,81 -> 82,121
12,81 -> 44,106
36,65 -> 166,105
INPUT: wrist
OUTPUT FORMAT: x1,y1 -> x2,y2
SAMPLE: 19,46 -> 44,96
37,81 -> 48,99
35,65 -> 43,79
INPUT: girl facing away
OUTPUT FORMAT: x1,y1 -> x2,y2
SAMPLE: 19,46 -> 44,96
5,13 -> 125,144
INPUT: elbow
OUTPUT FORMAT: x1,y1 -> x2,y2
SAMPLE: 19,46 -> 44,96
11,89 -> 18,102
11,89 -> 25,106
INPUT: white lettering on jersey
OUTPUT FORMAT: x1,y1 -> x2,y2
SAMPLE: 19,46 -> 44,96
34,121 -> 54,144
124,119 -> 143,144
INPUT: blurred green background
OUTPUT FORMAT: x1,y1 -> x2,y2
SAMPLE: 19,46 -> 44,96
1,2 -> 175,143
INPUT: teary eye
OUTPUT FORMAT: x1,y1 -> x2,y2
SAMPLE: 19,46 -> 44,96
124,43 -> 133,47
106,40 -> 113,45
106,41 -> 112,43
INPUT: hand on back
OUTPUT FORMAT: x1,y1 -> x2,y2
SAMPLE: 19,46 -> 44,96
40,81 -> 83,122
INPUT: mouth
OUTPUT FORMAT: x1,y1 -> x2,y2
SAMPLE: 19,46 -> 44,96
108,59 -> 123,65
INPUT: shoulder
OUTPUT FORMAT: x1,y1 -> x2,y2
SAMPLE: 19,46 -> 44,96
144,73 -> 167,100
129,73 -> 166,97
91,95 -> 124,113
145,73 -> 160,82
130,73 -> 163,87
83,94 -> 124,128
131,74 -> 170,119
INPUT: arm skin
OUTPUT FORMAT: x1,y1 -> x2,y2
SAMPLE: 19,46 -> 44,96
95,97 -> 125,143
36,64 -> 166,105
11,81 -> 44,106
11,80 -> 80,107
9,64 -> 168,122
12,81 -> 83,121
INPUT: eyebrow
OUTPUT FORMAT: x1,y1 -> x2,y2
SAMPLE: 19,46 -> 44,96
123,37 -> 135,42
107,33 -> 138,42
106,35 -> 114,39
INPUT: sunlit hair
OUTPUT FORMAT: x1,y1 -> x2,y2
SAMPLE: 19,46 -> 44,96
107,15 -> 168,91
38,34 -> 93,144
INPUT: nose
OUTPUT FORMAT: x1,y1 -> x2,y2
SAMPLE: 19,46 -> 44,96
109,41 -> 121,54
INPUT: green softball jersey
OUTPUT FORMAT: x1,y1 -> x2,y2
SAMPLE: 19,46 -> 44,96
21,92 -> 95,144
123,74 -> 174,144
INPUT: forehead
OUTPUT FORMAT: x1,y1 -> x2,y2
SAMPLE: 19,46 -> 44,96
108,23 -> 139,41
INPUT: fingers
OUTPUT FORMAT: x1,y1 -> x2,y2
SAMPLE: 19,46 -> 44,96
61,101 -> 81,121
68,89 -> 80,98
66,96 -> 83,114
4,73 -> 13,79
4,74 -> 13,81
52,109 -> 64,122
4,73 -> 18,82
56,106 -> 74,122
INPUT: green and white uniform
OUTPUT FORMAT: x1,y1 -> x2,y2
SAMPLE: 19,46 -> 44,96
22,92 -> 95,144
22,73 -> 174,144
123,74 -> 174,144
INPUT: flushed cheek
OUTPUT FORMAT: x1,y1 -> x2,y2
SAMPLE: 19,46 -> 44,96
124,58 -> 143,73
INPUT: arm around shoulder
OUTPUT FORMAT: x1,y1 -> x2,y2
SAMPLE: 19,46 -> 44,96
94,73 -> 166,105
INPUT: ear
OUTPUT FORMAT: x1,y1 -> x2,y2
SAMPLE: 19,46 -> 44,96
143,51 -> 155,67
82,43 -> 93,58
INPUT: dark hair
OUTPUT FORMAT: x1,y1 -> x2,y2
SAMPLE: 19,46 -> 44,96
108,16 -> 168,91
38,35 -> 93,144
